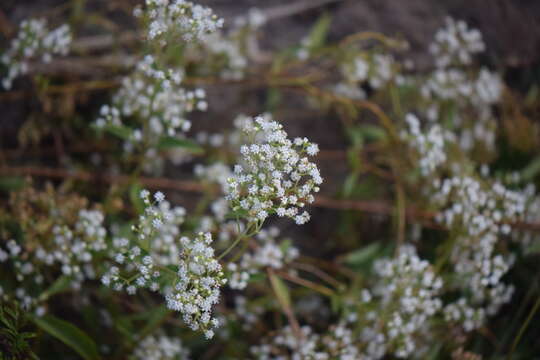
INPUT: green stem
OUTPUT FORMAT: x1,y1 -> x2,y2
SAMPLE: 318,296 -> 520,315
217,234 -> 244,261
507,295 -> 540,359
217,222 -> 252,261
217,220 -> 263,261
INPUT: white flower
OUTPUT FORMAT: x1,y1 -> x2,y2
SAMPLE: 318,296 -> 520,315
226,114 -> 322,225
132,333 -> 190,360
429,17 -> 485,68
1,19 -> 71,89
139,0 -> 224,44
165,233 -> 225,335
154,191 -> 165,202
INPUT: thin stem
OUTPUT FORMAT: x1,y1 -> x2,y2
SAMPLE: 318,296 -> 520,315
276,270 -> 335,297
507,295 -> 540,359
217,222 -> 254,261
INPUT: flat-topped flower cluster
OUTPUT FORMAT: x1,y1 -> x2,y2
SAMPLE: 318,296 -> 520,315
135,0 -> 224,44
95,55 -> 206,143
226,114 -> 322,225
0,187 -> 107,313
1,18 -> 71,89
401,113 -> 452,176
164,232 -> 225,339
251,320 -> 360,360
429,17 -> 485,68
132,333 -> 191,360
358,245 -> 443,359
101,190 -> 225,339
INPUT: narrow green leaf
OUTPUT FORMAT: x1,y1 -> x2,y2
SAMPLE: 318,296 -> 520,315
306,13 -> 332,49
129,182 -> 145,214
99,124 -> 133,140
0,176 -> 26,192
522,156 -> 540,181
33,315 -> 100,360
249,272 -> 266,283
268,271 -> 291,309
266,88 -> 282,112
344,243 -> 381,267
157,136 -> 203,154
225,209 -> 249,220
358,125 -> 387,142
343,172 -> 359,197
279,239 -> 293,253
39,276 -> 72,301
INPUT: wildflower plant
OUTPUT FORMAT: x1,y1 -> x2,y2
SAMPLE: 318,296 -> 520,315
1,18 -> 71,89
136,0 -> 224,44
226,114 -> 322,226
2,1 -> 540,359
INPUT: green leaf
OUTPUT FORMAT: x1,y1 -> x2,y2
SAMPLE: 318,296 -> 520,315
129,182 -> 145,214
268,271 -> 291,309
330,294 -> 343,313
39,276 -> 72,301
306,13 -> 332,50
249,272 -> 266,283
99,124 -> 133,140
358,125 -> 387,142
279,239 -> 293,253
345,127 -> 364,148
225,208 -> 249,220
522,156 -> 540,181
157,136 -> 203,154
343,172 -> 359,197
0,176 -> 26,192
266,88 -> 282,112
344,243 -> 381,267
33,315 -> 100,360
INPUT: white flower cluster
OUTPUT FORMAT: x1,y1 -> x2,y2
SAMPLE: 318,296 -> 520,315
1,18 -> 71,89
444,298 -> 486,332
95,55 -> 206,143
420,21 -> 501,152
429,17 -> 485,68
401,113 -> 452,176
102,190 -> 225,338
200,33 -> 248,80
420,68 -> 501,152
342,53 -> 395,89
1,209 -> 106,284
432,176 -> 528,328
251,320 -> 360,360
0,208 -> 106,311
137,190 -> 187,266
226,114 -> 322,225
101,237 -> 161,294
101,191 -> 173,289
132,333 -> 190,360
234,8 -> 267,30
421,67 -> 502,107
228,227 -> 299,290
332,82 -> 366,100
195,162 -> 233,193
50,209 -> 107,278
164,232 -> 225,339
359,245 -> 443,359
136,0 -> 224,44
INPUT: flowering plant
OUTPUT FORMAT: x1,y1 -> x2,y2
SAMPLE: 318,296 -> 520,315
1,1 -> 540,359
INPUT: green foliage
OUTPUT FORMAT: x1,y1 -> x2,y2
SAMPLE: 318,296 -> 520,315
33,315 -> 100,360
0,303 -> 37,360
156,136 -> 204,153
